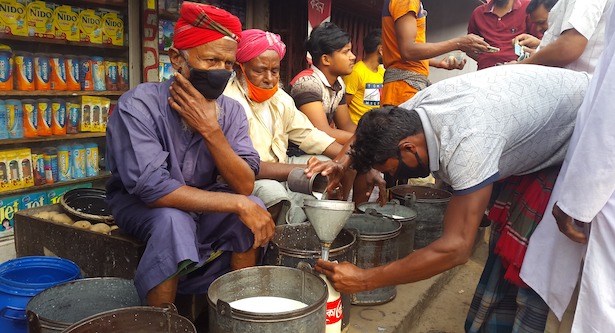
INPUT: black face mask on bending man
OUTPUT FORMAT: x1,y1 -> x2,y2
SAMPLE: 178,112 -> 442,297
394,149 -> 431,180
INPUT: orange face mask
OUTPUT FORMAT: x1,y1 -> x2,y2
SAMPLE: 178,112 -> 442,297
240,64 -> 278,103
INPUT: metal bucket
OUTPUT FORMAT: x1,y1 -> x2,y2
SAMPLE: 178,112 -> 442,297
345,214 -> 402,305
62,304 -> 196,333
390,185 -> 452,249
207,266 -> 327,333
357,200 -> 418,258
263,223 -> 356,329
26,277 -> 141,333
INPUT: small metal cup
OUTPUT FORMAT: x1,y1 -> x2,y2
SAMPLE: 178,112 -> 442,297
287,167 -> 328,195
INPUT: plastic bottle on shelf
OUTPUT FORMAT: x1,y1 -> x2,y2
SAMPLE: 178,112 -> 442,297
34,53 -> 51,91
0,100 -> 8,140
321,274 -> 342,333
0,45 -> 13,91
13,51 -> 34,91
36,99 -> 52,136
22,99 -> 38,138
51,99 -> 67,135
5,99 -> 24,139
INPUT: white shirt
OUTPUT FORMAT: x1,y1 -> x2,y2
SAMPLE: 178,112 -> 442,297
538,0 -> 614,75
521,3 -> 615,326
399,64 -> 588,194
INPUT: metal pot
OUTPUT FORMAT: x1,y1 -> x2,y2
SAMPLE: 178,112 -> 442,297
62,304 -> 196,333
26,277 -> 141,333
207,266 -> 327,333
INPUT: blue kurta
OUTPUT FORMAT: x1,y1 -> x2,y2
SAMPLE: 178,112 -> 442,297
106,78 -> 262,299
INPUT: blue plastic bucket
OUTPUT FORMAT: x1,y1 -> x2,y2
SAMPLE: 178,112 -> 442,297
0,256 -> 81,333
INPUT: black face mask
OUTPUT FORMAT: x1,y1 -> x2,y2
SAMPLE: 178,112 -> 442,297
186,67 -> 232,100
394,150 -> 431,179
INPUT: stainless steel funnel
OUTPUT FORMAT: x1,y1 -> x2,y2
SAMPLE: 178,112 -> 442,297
303,199 -> 354,244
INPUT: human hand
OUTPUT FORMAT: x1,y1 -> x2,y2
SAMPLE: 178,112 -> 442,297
315,259 -> 368,294
305,156 -> 348,194
237,196 -> 276,248
357,169 -> 387,206
456,34 -> 489,55
553,203 -> 589,244
437,55 -> 467,70
168,72 -> 219,137
512,33 -> 541,49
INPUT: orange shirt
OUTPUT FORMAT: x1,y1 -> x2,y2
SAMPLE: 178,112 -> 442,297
382,0 -> 429,105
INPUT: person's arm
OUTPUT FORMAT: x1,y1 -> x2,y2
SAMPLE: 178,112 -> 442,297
298,101 -> 355,144
395,12 -> 489,62
332,103 -> 357,133
169,73 -> 255,195
315,185 -> 492,293
519,28 -> 588,67
257,161 -> 304,181
345,93 -> 355,108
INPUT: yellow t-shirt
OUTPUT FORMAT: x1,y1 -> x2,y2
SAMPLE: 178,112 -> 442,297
343,61 -> 385,124
382,0 -> 429,105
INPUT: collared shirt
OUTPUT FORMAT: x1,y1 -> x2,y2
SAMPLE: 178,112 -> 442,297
468,0 -> 535,70
290,65 -> 347,125
399,64 -> 588,194
538,0 -> 614,75
106,78 -> 260,213
224,78 -> 335,164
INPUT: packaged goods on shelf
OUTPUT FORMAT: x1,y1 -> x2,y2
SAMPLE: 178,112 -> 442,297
43,146 -> 58,184
70,143 -> 85,179
0,195 -> 19,236
31,149 -> 45,186
26,1 -> 55,39
5,99 -> 23,139
66,98 -> 79,134
78,8 -> 102,44
79,56 -> 93,91
22,98 -> 36,138
0,45 -> 13,90
104,59 -> 118,90
19,190 -> 46,209
52,4 -> 80,41
0,148 -> 33,191
84,142 -> 98,177
159,54 -> 174,82
65,55 -> 80,90
34,53 -> 50,90
101,9 -> 123,46
14,50 -> 34,91
117,61 -> 128,90
49,53 -> 67,90
0,0 -> 29,37
18,148 -> 33,188
159,20 -> 174,51
46,185 -> 68,204
0,100 -> 7,140
57,144 -> 70,181
91,56 -> 105,91
51,98 -> 66,135
36,98 -> 52,136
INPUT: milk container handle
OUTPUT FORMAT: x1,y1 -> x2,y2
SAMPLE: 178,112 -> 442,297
403,193 -> 417,208
26,309 -> 43,333
216,299 -> 233,318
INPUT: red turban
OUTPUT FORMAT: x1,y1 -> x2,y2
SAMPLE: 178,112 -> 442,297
174,2 -> 242,50
236,29 -> 287,63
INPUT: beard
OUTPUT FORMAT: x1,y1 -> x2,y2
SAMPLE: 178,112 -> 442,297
493,0 -> 510,6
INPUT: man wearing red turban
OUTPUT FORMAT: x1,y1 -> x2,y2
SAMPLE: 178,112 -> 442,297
106,2 -> 275,309
225,29 -> 351,225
